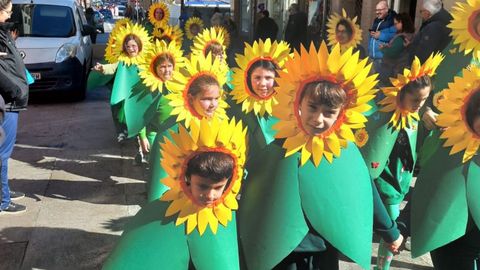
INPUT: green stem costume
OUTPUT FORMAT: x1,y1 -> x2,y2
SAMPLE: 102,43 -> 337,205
411,133 -> 480,261
238,140 -> 374,270
103,200 -> 240,270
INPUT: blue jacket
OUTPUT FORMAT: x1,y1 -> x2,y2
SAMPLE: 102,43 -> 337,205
368,10 -> 397,59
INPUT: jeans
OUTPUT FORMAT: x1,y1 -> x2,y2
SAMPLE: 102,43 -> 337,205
0,112 -> 19,210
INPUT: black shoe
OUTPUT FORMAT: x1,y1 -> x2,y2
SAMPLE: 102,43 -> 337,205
10,191 -> 25,200
133,152 -> 143,166
1,202 -> 26,214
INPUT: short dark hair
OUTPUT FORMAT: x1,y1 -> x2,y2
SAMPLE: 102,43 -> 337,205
246,59 -> 278,94
185,151 -> 235,183
399,75 -> 432,102
299,81 -> 347,108
394,13 -> 415,33
466,90 -> 480,132
262,10 -> 270,17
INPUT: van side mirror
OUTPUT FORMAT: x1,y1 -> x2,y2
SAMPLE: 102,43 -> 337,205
82,24 -> 96,36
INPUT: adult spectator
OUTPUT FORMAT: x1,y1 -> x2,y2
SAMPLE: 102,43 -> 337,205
380,13 -> 415,84
284,3 -> 308,51
85,7 -> 97,44
409,0 -> 452,63
210,7 -> 223,27
255,10 -> 278,41
224,13 -> 238,37
0,0 -> 29,213
368,0 -> 397,81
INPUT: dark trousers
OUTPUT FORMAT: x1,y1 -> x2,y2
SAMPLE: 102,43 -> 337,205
430,227 -> 480,270
273,246 -> 339,270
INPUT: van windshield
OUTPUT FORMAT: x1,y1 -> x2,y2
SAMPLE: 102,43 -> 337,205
10,4 -> 76,38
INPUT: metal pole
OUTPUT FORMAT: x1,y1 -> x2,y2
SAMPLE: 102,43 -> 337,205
321,0 -> 327,41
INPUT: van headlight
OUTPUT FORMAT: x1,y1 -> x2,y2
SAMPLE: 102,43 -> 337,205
55,43 -> 77,63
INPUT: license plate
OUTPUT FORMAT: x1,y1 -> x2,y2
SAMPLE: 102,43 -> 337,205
31,72 -> 41,80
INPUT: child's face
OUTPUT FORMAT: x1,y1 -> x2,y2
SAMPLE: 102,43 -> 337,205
250,66 -> 275,98
212,51 -> 224,64
335,24 -> 351,45
154,8 -> 164,20
401,86 -> 431,113
191,25 -> 200,36
125,39 -> 139,57
298,95 -> 342,136
155,60 -> 174,81
187,174 -> 228,206
189,84 -> 220,118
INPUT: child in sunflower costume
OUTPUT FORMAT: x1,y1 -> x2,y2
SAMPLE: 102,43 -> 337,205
238,43 -> 402,270
103,118 -> 247,270
144,2 -> 170,34
121,39 -> 185,166
407,65 -> 480,270
228,39 -> 290,164
191,27 -> 228,65
147,53 -> 230,201
326,9 -> 365,58
358,52 -> 444,270
183,17 -> 204,53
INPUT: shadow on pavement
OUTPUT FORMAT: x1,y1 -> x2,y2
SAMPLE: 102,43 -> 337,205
0,226 -> 118,270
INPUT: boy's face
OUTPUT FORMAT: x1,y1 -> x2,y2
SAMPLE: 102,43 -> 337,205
187,175 -> 229,206
400,86 -> 431,113
298,95 -> 342,136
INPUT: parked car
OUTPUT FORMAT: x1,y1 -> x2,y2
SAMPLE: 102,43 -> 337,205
11,0 -> 94,100
94,11 -> 105,33
99,8 -> 113,20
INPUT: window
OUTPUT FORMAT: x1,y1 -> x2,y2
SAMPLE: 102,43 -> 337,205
10,4 -> 75,38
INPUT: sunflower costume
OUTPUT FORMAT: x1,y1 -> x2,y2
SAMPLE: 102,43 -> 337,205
147,53 -> 229,201
144,2 -> 170,34
326,9 -> 364,56
227,39 -> 290,163
104,118 -> 247,270
238,43 -> 400,269
185,17 -> 204,40
408,66 -> 480,268
359,53 -> 443,269
191,27 -> 227,61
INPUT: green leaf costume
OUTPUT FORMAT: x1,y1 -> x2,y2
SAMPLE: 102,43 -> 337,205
103,200 -> 240,270
238,141 -> 373,270
360,105 -> 418,205
411,134 -> 480,257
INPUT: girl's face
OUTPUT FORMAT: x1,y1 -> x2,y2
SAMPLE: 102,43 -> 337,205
400,86 -> 431,113
189,84 -> 220,118
155,59 -> 174,81
125,39 -> 139,57
298,95 -> 342,136
154,8 -> 164,20
250,66 -> 275,98
394,18 -> 403,32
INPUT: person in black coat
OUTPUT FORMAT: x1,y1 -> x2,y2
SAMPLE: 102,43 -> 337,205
255,10 -> 278,41
409,0 -> 452,63
0,0 -> 28,213
284,3 -> 307,51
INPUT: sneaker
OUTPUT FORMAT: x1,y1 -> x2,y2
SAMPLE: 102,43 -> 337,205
133,152 -> 143,166
1,202 -> 26,214
141,153 -> 149,164
117,132 -> 127,144
10,191 -> 25,200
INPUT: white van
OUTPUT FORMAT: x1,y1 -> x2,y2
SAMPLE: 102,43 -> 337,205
11,0 -> 94,100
